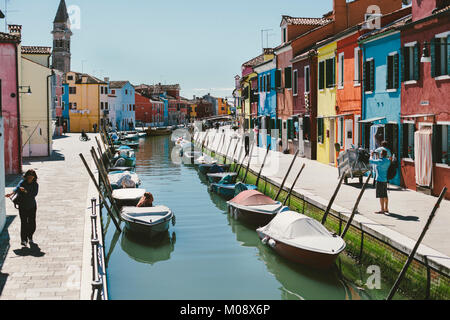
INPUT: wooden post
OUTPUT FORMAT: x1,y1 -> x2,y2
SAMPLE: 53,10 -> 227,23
79,153 -> 121,232
229,137 -> 239,169
243,142 -> 255,184
275,150 -> 300,201
340,172 -> 372,239
321,173 -> 346,225
255,144 -> 271,187
386,187 -> 447,300
235,144 -> 246,176
223,136 -> 233,165
215,133 -> 226,161
283,163 -> 306,206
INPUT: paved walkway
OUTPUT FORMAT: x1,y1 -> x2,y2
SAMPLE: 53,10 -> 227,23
198,129 -> 450,272
0,134 -> 97,300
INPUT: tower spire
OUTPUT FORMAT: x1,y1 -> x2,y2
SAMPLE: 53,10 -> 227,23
52,0 -> 72,73
54,0 -> 69,23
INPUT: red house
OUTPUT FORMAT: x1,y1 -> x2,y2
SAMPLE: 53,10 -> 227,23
134,89 -> 164,126
0,32 -> 22,175
400,0 -> 450,199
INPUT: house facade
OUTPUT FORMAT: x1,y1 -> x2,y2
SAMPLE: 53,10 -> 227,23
61,82 -> 70,132
108,81 -> 135,131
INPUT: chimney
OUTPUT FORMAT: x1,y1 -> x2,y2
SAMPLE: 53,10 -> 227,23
8,24 -> 22,40
82,75 -> 88,83
333,0 -> 348,33
104,77 -> 110,83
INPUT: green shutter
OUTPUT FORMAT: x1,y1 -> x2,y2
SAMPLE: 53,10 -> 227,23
332,57 -> 336,87
319,62 -> 324,90
401,47 -> 406,82
363,60 -> 367,91
285,67 -> 292,89
447,36 -> 450,76
370,60 -> 375,92
287,118 -> 294,140
277,118 -> 282,138
275,70 -> 281,88
414,44 -> 420,81
386,56 -> 391,90
394,53 -> 399,89
431,38 -> 436,78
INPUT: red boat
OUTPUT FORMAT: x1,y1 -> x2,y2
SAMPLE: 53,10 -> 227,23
257,211 -> 346,269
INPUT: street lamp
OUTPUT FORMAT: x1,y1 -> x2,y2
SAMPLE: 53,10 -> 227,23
421,41 -> 432,63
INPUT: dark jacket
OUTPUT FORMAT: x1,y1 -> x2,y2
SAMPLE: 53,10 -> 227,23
14,179 -> 39,210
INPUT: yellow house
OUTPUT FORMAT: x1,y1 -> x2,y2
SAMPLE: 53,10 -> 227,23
66,72 -> 108,133
316,41 -> 337,165
19,46 -> 54,157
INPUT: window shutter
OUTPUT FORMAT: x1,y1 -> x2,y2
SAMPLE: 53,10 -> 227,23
370,60 -> 375,92
275,70 -> 282,88
401,47 -> 406,82
414,44 -> 420,81
447,36 -> 450,76
285,67 -> 292,89
386,56 -> 391,90
277,118 -> 282,138
332,57 -> 336,87
287,118 -> 293,139
363,60 -> 367,91
432,124 -> 440,164
319,62 -> 325,90
394,53 -> 399,89
431,38 -> 436,78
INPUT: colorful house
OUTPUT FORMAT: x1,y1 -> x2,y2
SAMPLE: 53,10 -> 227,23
65,72 -> 108,133
61,82 -> 70,132
316,40 -> 338,165
359,16 -> 411,186
254,57 -> 279,150
109,81 -> 135,131
0,31 -> 22,174
217,98 -> 229,116
399,1 -> 450,199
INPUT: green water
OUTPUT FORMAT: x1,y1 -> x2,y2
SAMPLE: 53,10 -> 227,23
102,136 -> 373,300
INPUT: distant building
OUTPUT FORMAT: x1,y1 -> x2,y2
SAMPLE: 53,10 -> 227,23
109,81 -> 135,131
52,0 -> 72,73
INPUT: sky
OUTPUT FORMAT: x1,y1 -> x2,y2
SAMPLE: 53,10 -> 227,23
2,0 -> 331,99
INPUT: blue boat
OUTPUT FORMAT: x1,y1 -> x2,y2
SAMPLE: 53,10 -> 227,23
210,175 -> 257,199
198,163 -> 231,175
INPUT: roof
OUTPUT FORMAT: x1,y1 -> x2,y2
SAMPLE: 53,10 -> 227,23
281,15 -> 332,27
109,81 -> 130,89
359,14 -> 412,42
54,0 -> 69,23
21,46 -> 51,55
69,72 -> 106,84
0,31 -> 20,43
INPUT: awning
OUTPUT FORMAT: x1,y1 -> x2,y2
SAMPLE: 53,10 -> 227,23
401,114 -> 435,119
317,113 -> 353,119
358,117 -> 386,123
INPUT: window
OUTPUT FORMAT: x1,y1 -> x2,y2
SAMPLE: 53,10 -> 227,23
338,53 -> 344,88
317,118 -> 324,143
293,69 -> 298,96
267,73 -> 271,92
100,87 -> 103,95
303,116 -> 311,141
325,57 -> 336,88
433,124 -> 450,165
61,86 -> 65,95
284,67 -> 292,89
431,34 -> 450,78
304,66 -> 310,93
62,101 -> 65,110
100,102 -> 104,110
125,89 -> 128,95
275,69 -> 282,89
364,59 -> 375,93
338,117 -> 344,147
105,102 -> 108,110
111,90 -> 116,94
354,47 -> 361,85
402,43 -> 420,82
283,28 -> 287,43
386,53 -> 399,90
69,87 -> 76,94
402,123 -> 416,159
318,61 -> 325,90
67,75 -> 74,81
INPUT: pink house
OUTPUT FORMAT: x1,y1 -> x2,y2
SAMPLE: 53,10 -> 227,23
0,31 -> 22,175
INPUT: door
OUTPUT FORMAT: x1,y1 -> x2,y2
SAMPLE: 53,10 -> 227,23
329,119 -> 335,164
345,119 -> 354,150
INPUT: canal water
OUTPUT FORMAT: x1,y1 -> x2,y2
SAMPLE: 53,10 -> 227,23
103,136 -> 374,300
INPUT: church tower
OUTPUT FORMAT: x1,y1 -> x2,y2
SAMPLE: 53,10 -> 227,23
52,0 -> 72,73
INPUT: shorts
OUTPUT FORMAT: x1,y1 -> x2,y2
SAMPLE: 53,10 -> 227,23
376,181 -> 388,199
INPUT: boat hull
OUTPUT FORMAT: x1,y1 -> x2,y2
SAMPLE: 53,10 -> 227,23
123,218 -> 171,237
198,164 -> 230,175
228,205 -> 276,228
257,231 -> 341,269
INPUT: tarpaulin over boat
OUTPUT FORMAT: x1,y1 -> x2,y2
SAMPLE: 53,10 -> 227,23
230,190 -> 277,206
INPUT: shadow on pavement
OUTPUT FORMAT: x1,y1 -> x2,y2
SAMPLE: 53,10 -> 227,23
13,243 -> 45,258
385,212 -> 420,222
22,150 -> 65,165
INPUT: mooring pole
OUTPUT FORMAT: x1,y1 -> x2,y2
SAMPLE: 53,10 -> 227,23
243,142 -> 255,184
283,163 -> 306,206
235,144 -> 246,176
255,144 -> 272,187
79,153 -> 121,232
275,150 -> 300,201
386,187 -> 447,301
223,136 -> 233,165
229,137 -> 240,169
321,173 -> 346,225
340,172 -> 372,239
216,133 -> 226,161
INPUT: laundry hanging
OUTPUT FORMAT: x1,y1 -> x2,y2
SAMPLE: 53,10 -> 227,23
414,127 -> 433,187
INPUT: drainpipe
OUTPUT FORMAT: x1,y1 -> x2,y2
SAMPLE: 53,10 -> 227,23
47,70 -> 54,157
14,42 -> 22,174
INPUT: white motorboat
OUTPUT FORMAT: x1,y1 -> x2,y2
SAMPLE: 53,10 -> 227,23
120,206 -> 175,237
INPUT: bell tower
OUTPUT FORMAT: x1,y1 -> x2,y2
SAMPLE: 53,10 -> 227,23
52,0 -> 72,73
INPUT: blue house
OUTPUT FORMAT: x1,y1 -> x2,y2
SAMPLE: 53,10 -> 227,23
62,83 -> 70,132
359,16 -> 410,186
109,81 -> 136,131
158,92 -> 169,126
255,58 -> 278,151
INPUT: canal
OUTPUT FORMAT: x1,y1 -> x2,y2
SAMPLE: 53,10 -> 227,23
102,135 -> 382,300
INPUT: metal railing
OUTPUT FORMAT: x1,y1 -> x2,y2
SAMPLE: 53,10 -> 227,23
90,197 -> 108,300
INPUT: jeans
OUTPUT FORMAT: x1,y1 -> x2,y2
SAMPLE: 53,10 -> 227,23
19,206 -> 37,242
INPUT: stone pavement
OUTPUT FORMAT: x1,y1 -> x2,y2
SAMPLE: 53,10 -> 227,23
0,134 -> 97,300
198,129 -> 450,273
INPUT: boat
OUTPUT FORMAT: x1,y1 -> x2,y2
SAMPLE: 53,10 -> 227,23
112,188 -> 146,207
108,171 -> 141,190
206,172 -> 237,183
198,161 -> 231,174
124,131 -> 139,141
147,127 -> 173,136
256,211 -> 346,269
112,149 -> 136,167
108,166 -> 135,173
120,206 -> 175,237
121,140 -> 140,149
227,190 -> 288,227
138,132 -> 147,138
209,179 -> 257,200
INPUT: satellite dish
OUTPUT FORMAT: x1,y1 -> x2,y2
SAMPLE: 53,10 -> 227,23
402,0 -> 412,5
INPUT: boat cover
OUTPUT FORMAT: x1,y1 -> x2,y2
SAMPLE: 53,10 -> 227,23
218,174 -> 234,184
121,206 -> 172,224
230,190 -> 276,206
112,188 -> 146,200
209,164 -> 224,173
258,211 -> 345,254
109,171 -> 141,188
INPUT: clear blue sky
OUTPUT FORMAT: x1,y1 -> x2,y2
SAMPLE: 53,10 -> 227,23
3,0 -> 331,99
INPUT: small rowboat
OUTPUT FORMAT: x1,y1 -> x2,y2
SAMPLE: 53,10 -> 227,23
206,172 -> 237,183
120,206 -> 175,237
108,171 -> 141,190
121,141 -> 140,149
147,127 -> 173,136
108,166 -> 135,173
112,188 -> 146,207
124,132 -> 139,141
198,163 -> 231,175
257,211 -> 346,269
227,190 -> 288,227
210,180 -> 257,199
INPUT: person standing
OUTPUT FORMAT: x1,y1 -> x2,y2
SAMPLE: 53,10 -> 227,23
5,170 -> 39,246
370,150 -> 391,214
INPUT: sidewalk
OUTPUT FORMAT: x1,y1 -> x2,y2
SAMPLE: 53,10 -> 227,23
199,129 -> 450,273
0,134 -> 97,300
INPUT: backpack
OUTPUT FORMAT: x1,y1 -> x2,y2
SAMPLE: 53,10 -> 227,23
387,156 -> 397,181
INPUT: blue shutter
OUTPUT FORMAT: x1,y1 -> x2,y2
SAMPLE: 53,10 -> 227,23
394,53 -> 399,88
431,38 -> 436,78
414,44 -> 420,81
370,60 -> 375,92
